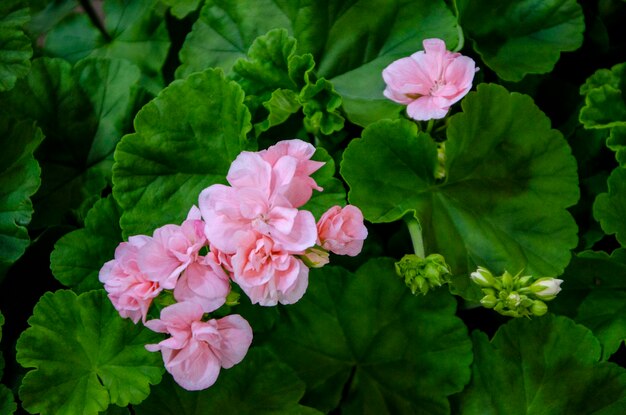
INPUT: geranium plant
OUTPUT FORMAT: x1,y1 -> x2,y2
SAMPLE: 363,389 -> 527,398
1,0 -> 626,414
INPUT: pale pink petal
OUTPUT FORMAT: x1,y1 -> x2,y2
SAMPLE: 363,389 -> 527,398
270,209 -> 317,252
382,56 -> 430,95
174,260 -> 231,313
186,205 -> 202,220
213,314 -> 253,368
227,152 -> 272,192
406,96 -> 449,120
166,344 -> 221,391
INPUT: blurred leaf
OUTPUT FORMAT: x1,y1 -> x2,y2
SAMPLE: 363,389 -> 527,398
112,68 -> 252,237
594,167 -> 626,247
2,57 -> 143,229
457,314 -> 626,414
580,62 -> 626,129
0,115 -> 43,278
607,126 -> 626,165
50,195 -> 123,293
16,290 -> 163,415
0,385 -> 16,415
457,0 -> 585,81
268,259 -> 472,414
135,348 -> 322,415
0,1 -> 32,91
341,84 -> 579,299
45,0 -> 170,94
160,0 -> 202,19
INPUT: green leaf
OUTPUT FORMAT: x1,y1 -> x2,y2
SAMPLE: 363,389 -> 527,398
0,114 -> 43,278
0,384 -> 16,415
50,195 -> 123,293
253,88 -> 301,135
16,290 -> 163,415
112,68 -> 252,237
580,63 -> 626,129
268,259 -> 472,414
456,0 -> 585,82
577,290 -> 626,360
341,84 -> 579,298
44,0 -> 170,94
2,57 -> 144,229
0,1 -> 32,91
607,126 -> 626,165
457,314 -> 626,414
551,249 -> 626,318
135,348 -> 322,414
179,0 -> 459,127
594,167 -> 626,247
160,0 -> 202,19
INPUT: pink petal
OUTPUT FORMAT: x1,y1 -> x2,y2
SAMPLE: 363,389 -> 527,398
406,96 -> 449,121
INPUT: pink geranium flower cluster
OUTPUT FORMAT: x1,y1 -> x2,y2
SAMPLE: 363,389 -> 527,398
382,38 -> 477,121
99,139 -> 368,391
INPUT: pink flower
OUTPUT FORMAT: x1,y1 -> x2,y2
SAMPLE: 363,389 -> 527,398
173,254 -> 231,313
145,302 -> 253,391
198,184 -> 317,255
382,38 -> 477,121
99,235 -> 161,323
231,233 -> 309,306
317,205 -> 368,256
138,213 -> 207,289
259,139 -> 325,208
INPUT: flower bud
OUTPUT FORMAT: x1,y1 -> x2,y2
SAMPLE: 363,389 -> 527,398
501,271 -> 514,290
531,300 -> 548,316
480,295 -> 498,308
300,246 -> 330,268
530,278 -> 563,300
470,266 -> 497,287
395,253 -> 451,296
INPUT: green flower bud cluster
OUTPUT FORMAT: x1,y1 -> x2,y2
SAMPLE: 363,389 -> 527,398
470,267 -> 563,318
395,253 -> 451,295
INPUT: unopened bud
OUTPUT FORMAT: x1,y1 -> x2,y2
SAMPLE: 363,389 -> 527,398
470,266 -> 497,287
300,246 -> 330,268
531,300 -> 548,316
529,278 -> 563,301
480,295 -> 498,308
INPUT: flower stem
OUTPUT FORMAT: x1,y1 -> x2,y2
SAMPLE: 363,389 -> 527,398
405,216 -> 425,258
454,25 -> 465,52
426,119 -> 435,134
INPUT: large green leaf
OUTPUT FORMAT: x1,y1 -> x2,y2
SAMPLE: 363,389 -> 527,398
16,290 -> 163,415
594,167 -> 626,247
50,195 -> 123,293
341,84 -> 579,298
0,1 -> 32,92
0,114 -> 43,278
579,62 -> 626,129
112,68 -> 252,237
44,0 -> 170,94
135,348 -> 321,415
607,126 -> 626,166
577,290 -> 626,360
177,0 -> 459,126
552,249 -> 626,318
456,0 -> 585,81
457,314 -> 626,414
268,259 -> 472,414
1,57 -> 142,229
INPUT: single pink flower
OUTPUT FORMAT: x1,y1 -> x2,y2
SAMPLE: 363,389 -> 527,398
99,235 -> 161,323
317,205 -> 368,256
174,254 -> 231,313
231,233 -> 309,306
145,302 -> 253,391
138,215 -> 207,289
382,38 -> 477,121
